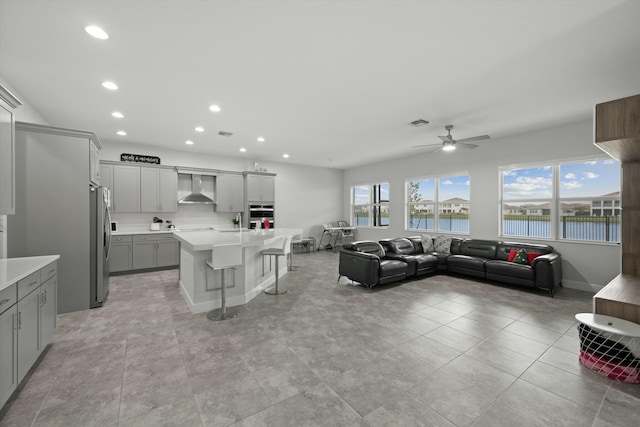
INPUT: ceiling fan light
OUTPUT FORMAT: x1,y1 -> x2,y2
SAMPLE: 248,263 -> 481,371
442,144 -> 456,152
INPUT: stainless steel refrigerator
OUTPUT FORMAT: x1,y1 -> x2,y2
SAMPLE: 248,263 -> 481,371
8,122 -> 110,313
90,185 -> 112,308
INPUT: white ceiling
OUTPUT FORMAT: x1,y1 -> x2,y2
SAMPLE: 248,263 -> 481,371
1,0 -> 640,169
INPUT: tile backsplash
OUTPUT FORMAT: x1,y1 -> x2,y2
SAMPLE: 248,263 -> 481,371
111,204 -> 238,231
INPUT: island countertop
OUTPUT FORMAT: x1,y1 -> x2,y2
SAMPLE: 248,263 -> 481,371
0,255 -> 61,292
173,228 -> 303,251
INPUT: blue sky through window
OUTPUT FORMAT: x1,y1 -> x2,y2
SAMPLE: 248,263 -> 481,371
439,175 -> 470,201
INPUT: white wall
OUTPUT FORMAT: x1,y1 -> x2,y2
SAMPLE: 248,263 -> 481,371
100,141 -> 343,241
344,119 -> 621,292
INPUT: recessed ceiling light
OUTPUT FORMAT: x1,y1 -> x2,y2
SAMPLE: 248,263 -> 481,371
195,126 -> 204,132
239,148 -> 247,152
102,81 -> 118,90
85,25 -> 109,40
209,104 -> 221,113
257,137 -> 265,142
116,130 -> 127,136
185,140 -> 194,145
112,111 -> 124,118
282,154 -> 290,158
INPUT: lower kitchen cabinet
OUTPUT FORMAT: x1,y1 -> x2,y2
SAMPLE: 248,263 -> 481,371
0,305 -> 18,410
131,234 -> 179,271
0,259 -> 57,409
110,235 -> 133,273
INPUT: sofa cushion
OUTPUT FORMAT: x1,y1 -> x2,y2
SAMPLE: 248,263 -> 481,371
386,238 -> 417,255
378,259 -> 409,285
447,255 -> 488,272
485,260 -> 535,281
421,235 -> 435,253
434,235 -> 453,253
458,239 -> 499,259
512,249 -> 529,265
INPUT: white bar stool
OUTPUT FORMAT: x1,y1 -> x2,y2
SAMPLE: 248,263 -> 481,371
263,235 -> 293,295
205,243 -> 242,321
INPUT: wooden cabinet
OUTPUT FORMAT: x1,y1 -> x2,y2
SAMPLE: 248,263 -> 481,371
112,164 -> 141,212
216,173 -> 245,212
245,173 -> 275,203
17,289 -> 39,382
140,167 -> 177,212
132,234 -> 178,270
110,235 -> 133,273
0,85 -> 22,215
595,94 -> 640,161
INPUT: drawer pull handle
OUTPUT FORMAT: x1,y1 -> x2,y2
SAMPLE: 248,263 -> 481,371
48,269 -> 56,274
29,280 -> 38,287
0,298 -> 10,306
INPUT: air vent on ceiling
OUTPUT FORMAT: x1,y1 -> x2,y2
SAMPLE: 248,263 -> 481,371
408,119 -> 430,127
218,131 -> 233,137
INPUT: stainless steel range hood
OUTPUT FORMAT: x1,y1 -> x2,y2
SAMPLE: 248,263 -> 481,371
178,174 -> 216,204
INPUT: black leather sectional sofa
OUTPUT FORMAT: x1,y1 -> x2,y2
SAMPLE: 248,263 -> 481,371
338,236 -> 562,296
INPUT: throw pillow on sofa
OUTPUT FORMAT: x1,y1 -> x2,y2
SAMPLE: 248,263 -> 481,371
433,235 -> 452,253
507,249 -> 518,262
512,249 -> 529,265
527,252 -> 542,264
421,235 -> 435,253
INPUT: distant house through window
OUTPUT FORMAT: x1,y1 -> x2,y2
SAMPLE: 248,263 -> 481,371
407,173 -> 470,233
351,182 -> 389,227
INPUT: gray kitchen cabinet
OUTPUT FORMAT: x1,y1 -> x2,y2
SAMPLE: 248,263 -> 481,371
17,288 -> 39,382
132,234 -> 178,270
39,277 -> 56,349
0,305 -> 18,409
0,85 -> 22,215
89,141 -> 100,185
113,164 -> 140,212
0,260 -> 57,409
100,164 -> 113,192
245,173 -> 275,203
110,235 -> 133,273
140,167 -> 177,212
216,173 -> 245,212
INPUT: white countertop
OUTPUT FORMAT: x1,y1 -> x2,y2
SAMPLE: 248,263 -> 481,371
0,255 -> 60,292
174,228 -> 303,251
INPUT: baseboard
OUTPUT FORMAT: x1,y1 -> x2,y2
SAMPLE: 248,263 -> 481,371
561,279 -> 604,293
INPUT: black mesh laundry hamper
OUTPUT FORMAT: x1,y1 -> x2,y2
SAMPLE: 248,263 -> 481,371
575,313 -> 640,383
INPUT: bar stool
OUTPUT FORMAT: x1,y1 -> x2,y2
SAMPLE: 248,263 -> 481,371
263,235 -> 293,295
205,243 -> 242,321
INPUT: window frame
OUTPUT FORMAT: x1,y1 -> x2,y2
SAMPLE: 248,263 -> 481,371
351,181 -> 390,228
499,157 -> 621,244
406,171 -> 470,234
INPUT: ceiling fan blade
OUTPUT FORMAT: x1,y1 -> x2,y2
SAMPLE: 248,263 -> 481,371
411,143 -> 442,148
456,135 -> 490,143
429,145 -> 443,153
438,135 -> 452,142
457,142 -> 479,149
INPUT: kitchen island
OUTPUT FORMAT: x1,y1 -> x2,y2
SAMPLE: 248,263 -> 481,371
173,228 -> 302,314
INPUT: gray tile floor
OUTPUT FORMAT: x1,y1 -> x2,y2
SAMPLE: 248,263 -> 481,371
2,250 -> 640,426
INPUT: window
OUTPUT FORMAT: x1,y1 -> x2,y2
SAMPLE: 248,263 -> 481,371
500,159 -> 620,242
407,173 -> 470,233
352,182 -> 389,227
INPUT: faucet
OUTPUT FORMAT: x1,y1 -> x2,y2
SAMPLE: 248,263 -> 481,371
236,213 -> 242,229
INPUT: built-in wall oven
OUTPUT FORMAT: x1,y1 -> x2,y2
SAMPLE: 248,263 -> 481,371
249,204 -> 275,229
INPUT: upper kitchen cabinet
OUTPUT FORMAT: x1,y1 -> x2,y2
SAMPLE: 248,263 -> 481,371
89,141 -> 100,185
595,94 -> 640,161
216,173 -> 244,212
140,166 -> 178,212
245,172 -> 276,203
100,163 -> 113,192
0,84 -> 22,215
112,164 -> 140,212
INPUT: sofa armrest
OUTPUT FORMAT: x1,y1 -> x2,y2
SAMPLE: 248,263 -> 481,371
531,252 -> 562,290
339,249 -> 381,286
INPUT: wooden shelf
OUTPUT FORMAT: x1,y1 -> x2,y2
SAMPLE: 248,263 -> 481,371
594,274 -> 640,324
595,94 -> 640,161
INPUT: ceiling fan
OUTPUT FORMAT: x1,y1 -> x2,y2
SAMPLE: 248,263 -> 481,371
412,125 -> 491,153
